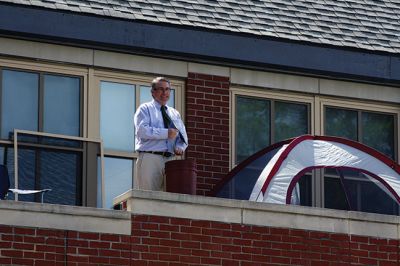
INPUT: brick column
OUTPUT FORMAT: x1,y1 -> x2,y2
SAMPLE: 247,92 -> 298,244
185,72 -> 230,195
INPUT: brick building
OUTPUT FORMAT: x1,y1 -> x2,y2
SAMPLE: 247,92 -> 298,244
0,0 -> 399,265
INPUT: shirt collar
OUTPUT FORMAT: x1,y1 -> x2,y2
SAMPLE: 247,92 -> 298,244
152,99 -> 168,110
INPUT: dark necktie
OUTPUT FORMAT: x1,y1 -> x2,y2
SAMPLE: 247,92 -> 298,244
161,105 -> 172,128
161,105 -> 187,145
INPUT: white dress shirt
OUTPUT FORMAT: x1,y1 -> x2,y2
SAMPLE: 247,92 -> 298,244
134,99 -> 188,154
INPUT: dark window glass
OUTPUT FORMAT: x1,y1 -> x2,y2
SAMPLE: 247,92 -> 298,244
9,148 -> 36,202
324,106 -> 397,214
1,70 -> 39,139
40,150 -> 81,205
325,107 -> 357,140
355,177 -> 398,215
297,174 -> 312,207
236,97 -> 270,164
325,171 -> 399,215
2,146 -> 36,201
274,101 -> 308,142
362,112 -> 395,159
324,176 -> 349,211
234,96 -> 310,202
4,146 -> 82,205
15,131 -> 82,149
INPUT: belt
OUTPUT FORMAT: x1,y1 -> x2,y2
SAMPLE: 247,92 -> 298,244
140,151 -> 174,157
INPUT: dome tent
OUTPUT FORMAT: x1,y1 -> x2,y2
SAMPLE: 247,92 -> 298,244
212,135 -> 400,213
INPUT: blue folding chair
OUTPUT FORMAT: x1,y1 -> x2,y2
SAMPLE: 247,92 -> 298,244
0,165 -> 51,203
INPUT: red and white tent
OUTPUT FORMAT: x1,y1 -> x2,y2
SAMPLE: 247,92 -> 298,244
249,135 -> 400,205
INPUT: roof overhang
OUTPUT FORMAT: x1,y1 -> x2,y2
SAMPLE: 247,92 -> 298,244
0,3 -> 400,84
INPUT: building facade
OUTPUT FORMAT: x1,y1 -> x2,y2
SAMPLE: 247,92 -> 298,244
0,0 -> 399,212
0,1 -> 399,264
0,191 -> 399,265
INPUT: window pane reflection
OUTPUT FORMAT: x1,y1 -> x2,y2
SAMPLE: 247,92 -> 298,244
324,107 -> 397,214
139,86 -> 152,105
362,112 -> 395,159
274,101 -> 308,142
1,70 -> 38,139
100,82 -> 135,152
43,75 -> 80,136
97,157 -> 133,209
236,97 -> 270,164
325,107 -> 357,140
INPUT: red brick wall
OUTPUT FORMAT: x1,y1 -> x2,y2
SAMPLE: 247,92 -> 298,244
0,225 -> 131,265
131,215 -> 399,266
2,214 -> 397,265
185,72 -> 230,195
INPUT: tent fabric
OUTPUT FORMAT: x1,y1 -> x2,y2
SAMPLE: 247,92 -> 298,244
250,135 -> 400,204
209,139 -> 293,200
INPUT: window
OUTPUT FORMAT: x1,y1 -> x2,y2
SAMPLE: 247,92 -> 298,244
231,87 -> 399,215
1,70 -> 38,138
1,69 -> 81,139
97,157 -> 133,209
99,81 -> 176,153
100,82 -> 135,152
43,74 -> 80,136
231,89 -> 312,204
325,107 -> 395,159
234,92 -> 311,164
4,130 -> 102,206
95,74 -> 183,208
0,61 -> 105,207
323,105 -> 398,215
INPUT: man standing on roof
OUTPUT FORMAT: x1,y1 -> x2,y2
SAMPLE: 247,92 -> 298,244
134,77 -> 188,191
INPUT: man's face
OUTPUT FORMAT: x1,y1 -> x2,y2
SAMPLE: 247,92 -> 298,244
152,80 -> 171,105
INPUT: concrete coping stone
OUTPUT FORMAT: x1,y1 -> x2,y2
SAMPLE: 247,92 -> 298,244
116,189 -> 399,224
115,189 -> 400,239
0,200 -> 130,220
0,200 -> 131,235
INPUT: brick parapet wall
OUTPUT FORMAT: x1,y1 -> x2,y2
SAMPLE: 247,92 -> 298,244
185,72 -> 230,195
131,214 -> 399,266
1,214 -> 398,265
0,225 -> 132,266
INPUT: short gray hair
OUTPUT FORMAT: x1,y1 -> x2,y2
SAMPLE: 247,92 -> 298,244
151,77 -> 170,92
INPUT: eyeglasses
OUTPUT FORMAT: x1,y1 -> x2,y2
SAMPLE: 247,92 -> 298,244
154,87 -> 171,93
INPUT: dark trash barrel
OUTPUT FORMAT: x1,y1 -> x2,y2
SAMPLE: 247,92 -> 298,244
165,159 -> 197,195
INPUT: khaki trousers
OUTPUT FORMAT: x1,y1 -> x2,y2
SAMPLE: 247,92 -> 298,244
135,152 -> 175,191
